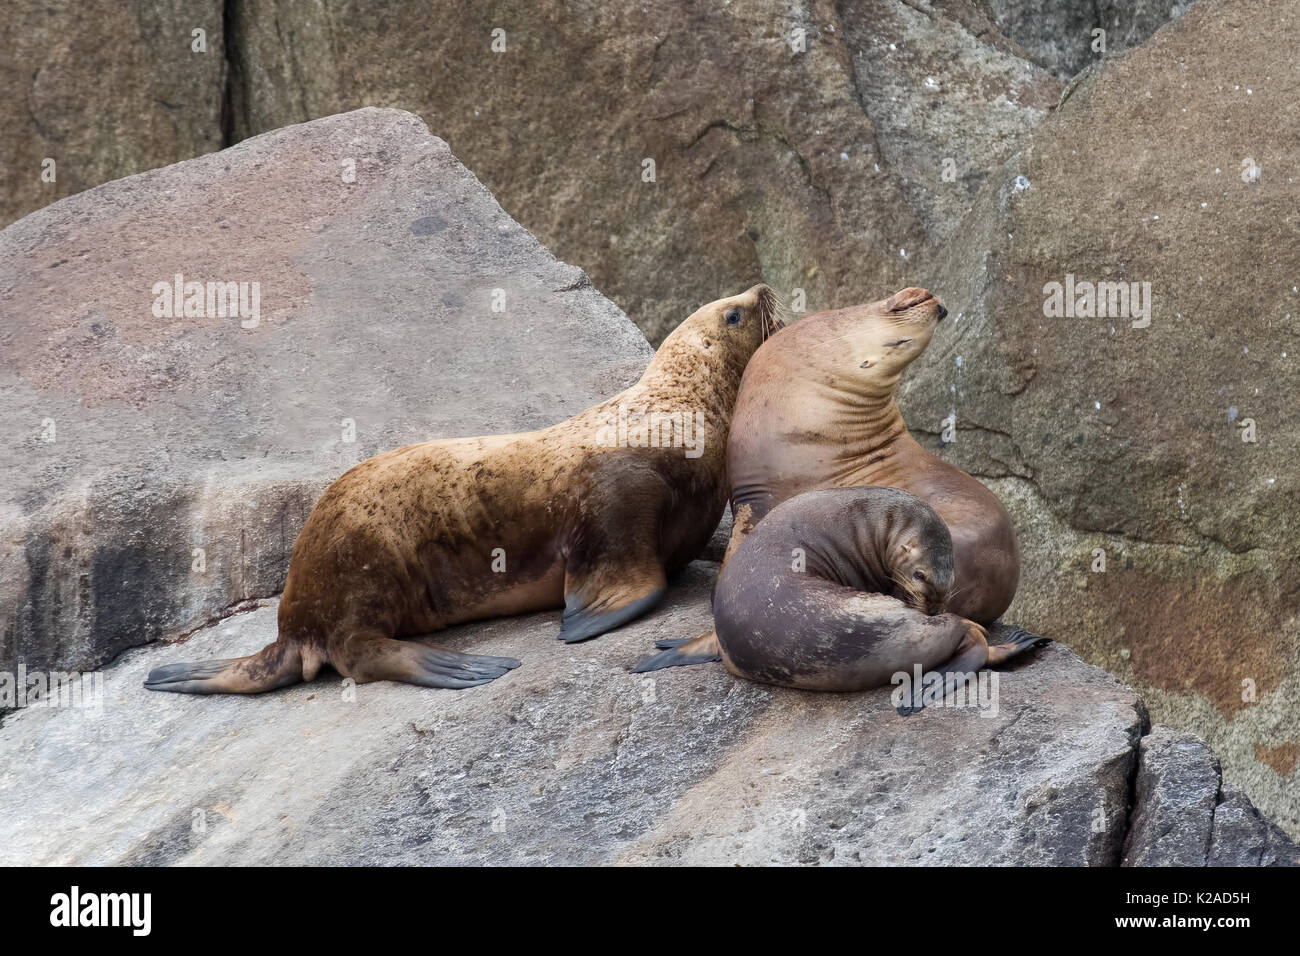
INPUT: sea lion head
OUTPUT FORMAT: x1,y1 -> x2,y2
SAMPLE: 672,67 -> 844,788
880,492 -> 955,616
659,283 -> 785,373
797,286 -> 947,394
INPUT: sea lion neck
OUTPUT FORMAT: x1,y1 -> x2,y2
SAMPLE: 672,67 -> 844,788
635,328 -> 748,411
816,377 -> 915,483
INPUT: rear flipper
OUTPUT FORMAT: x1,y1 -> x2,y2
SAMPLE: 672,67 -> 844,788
144,642 -> 302,695
628,504 -> 754,672
631,630 -> 721,673
985,620 -> 1052,666
896,622 -> 990,716
375,646 -> 521,688
338,633 -> 521,688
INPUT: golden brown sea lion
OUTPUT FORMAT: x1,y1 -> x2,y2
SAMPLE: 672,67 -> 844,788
145,285 -> 782,694
636,286 -> 1047,677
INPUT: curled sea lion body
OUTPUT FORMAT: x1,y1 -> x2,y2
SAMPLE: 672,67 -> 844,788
146,285 -> 782,695
714,487 -> 992,697
637,287 -> 1046,681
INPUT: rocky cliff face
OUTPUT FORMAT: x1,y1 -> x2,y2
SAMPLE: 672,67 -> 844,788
0,1 -> 226,231
905,0 -> 1300,839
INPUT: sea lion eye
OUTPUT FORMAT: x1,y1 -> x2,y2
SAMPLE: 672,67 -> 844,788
725,307 -> 742,325
912,571 -> 926,581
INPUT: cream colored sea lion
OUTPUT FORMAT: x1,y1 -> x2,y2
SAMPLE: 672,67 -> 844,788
636,286 -> 1047,679
145,285 -> 782,694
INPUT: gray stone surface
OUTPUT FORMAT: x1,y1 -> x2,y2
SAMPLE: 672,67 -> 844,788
0,107 -> 653,676
904,0 -> 1300,838
1123,726 -> 1221,866
1123,726 -> 1300,866
972,0 -> 1193,78
4,561 -> 1276,867
1208,786 -> 1299,867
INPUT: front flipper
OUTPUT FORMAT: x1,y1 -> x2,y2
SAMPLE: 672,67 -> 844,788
632,630 -> 722,672
985,620 -> 1052,666
628,503 -> 755,672
558,564 -> 667,644
558,586 -> 665,643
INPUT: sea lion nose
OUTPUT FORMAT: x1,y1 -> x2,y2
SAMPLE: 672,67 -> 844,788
886,287 -> 933,312
937,303 -> 948,320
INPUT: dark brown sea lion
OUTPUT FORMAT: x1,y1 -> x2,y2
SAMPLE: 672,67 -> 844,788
713,486 -> 1015,712
636,286 -> 1046,677
145,285 -> 782,694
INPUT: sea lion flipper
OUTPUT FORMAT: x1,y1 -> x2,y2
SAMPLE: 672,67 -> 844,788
624,505 -> 752,670
984,621 -> 1053,667
144,642 -> 302,695
631,630 -> 722,673
897,622 -> 991,716
340,635 -> 522,688
557,573 -> 666,644
652,636 -> 691,650
398,647 -> 523,688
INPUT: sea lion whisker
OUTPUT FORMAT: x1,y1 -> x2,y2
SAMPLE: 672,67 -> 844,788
888,570 -> 927,610
756,285 -> 787,339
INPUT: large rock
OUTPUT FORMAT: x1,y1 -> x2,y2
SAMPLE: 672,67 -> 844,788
3,561 -> 1289,866
1123,726 -> 1298,866
1123,726 -> 1223,866
904,0 -> 1300,836
224,0 -> 1069,343
0,1 -> 225,228
1,1 -> 1192,341
4,1 -> 1074,342
0,107 -> 652,677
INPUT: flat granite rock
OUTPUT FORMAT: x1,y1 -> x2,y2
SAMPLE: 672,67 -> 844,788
0,558 -> 1280,867
0,107 -> 653,676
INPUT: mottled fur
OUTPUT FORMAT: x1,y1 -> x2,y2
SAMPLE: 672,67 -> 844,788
146,285 -> 782,694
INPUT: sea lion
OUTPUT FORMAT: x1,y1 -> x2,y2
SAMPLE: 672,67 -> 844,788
636,286 -> 1046,681
145,285 -> 783,695
713,486 -> 1008,708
